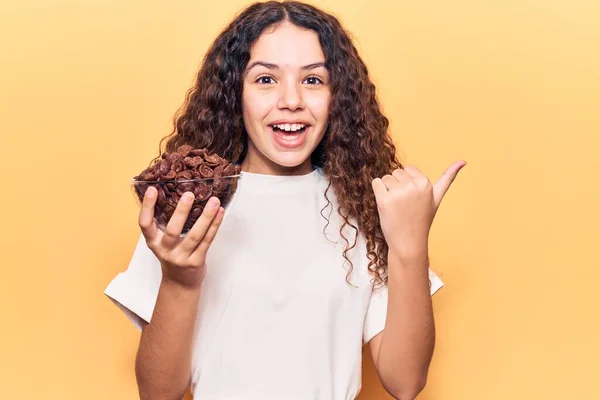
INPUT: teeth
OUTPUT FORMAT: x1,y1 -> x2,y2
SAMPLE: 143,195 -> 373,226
273,123 -> 306,132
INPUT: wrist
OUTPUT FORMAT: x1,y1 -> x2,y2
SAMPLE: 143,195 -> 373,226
387,253 -> 431,292
161,274 -> 204,294
388,246 -> 430,269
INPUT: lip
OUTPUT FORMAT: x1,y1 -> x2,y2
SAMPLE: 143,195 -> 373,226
270,125 -> 308,148
269,120 -> 312,126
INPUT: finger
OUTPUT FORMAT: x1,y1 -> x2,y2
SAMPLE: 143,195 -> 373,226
179,197 -> 221,256
381,174 -> 400,190
403,164 -> 434,191
162,192 -> 195,248
391,168 -> 413,185
188,206 -> 226,266
138,185 -> 160,243
433,160 -> 467,206
402,165 -> 426,181
372,177 -> 388,198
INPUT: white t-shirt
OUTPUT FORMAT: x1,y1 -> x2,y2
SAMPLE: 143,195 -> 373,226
104,167 -> 443,400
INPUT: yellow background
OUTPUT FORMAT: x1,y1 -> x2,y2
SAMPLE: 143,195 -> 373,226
1,0 -> 598,399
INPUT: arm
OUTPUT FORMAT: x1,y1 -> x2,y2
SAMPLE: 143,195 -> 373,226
133,189 -> 226,399
369,161 -> 465,399
369,253 -> 435,400
135,277 -> 202,400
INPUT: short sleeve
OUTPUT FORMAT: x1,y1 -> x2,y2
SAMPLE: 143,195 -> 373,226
363,268 -> 444,343
104,234 -> 163,332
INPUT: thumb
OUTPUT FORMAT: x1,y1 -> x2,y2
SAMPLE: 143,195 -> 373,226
433,160 -> 467,207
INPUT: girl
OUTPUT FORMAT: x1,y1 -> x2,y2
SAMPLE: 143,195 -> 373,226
105,1 -> 465,399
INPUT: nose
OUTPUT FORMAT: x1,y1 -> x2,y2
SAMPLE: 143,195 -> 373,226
277,80 -> 304,111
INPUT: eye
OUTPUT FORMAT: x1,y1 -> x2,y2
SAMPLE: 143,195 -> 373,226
256,75 -> 275,84
304,76 -> 324,85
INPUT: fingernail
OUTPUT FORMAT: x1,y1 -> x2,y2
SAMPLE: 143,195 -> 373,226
185,193 -> 194,203
208,198 -> 218,208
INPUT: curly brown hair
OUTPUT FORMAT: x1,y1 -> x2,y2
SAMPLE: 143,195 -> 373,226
154,0 -> 402,287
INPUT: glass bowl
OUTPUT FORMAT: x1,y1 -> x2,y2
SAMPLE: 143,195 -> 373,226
131,174 -> 241,234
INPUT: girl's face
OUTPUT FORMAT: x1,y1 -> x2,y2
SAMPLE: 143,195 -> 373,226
241,21 -> 331,175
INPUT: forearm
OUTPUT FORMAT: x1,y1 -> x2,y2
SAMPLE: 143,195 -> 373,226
135,277 -> 202,400
376,252 -> 435,398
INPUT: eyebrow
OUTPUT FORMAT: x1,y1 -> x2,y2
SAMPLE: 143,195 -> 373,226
246,61 -> 327,72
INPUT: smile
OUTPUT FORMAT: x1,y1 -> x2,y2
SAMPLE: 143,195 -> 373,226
269,124 -> 310,148
271,123 -> 307,133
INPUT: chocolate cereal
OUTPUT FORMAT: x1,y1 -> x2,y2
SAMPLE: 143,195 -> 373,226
132,145 -> 241,233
